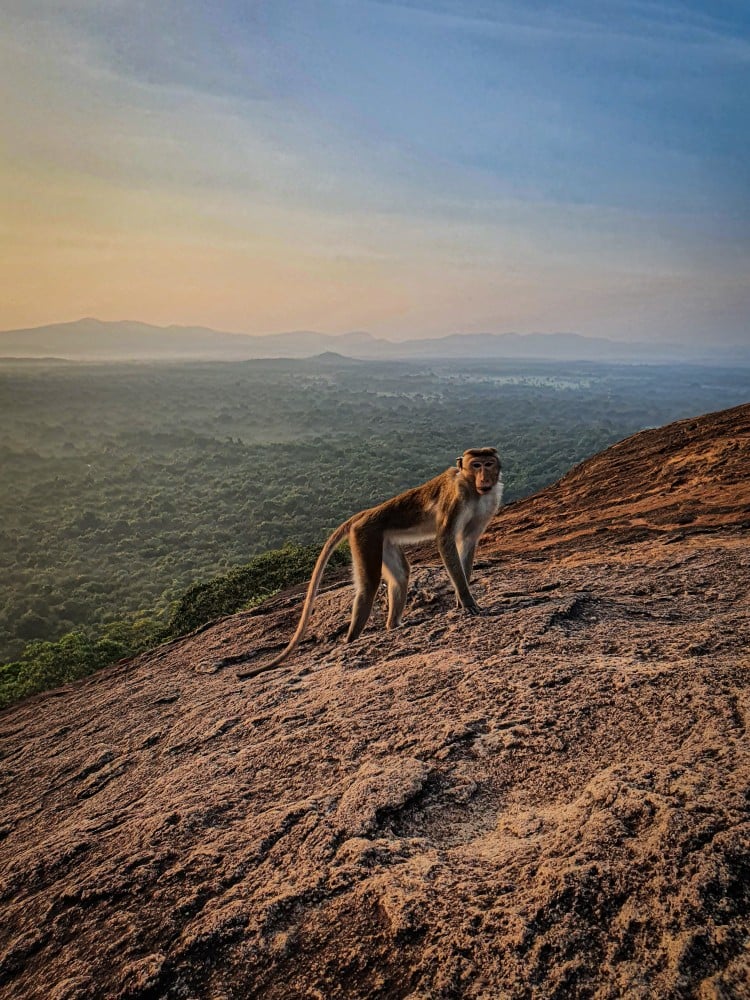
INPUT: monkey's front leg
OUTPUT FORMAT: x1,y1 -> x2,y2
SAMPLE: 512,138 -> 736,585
437,529 -> 481,615
459,537 -> 477,583
455,538 -> 477,611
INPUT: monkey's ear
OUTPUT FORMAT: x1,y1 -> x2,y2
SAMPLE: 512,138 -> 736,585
456,457 -> 463,468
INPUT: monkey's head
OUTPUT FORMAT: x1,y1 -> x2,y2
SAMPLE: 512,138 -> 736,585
457,447 -> 501,495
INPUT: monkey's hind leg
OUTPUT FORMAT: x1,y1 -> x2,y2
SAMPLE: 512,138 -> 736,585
382,540 -> 410,629
346,525 -> 383,643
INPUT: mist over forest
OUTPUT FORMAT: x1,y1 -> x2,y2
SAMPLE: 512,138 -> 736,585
2,356 -> 749,678
3,3 -> 748,991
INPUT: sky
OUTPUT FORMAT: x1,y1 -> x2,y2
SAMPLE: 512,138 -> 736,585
1,0 -> 749,345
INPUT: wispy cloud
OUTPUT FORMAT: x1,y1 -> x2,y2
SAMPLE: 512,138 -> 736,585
1,0 -> 748,342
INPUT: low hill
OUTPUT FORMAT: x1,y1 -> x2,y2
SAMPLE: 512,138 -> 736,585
1,404 -> 749,999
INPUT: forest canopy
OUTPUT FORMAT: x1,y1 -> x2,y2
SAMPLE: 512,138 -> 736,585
1,355 -> 748,705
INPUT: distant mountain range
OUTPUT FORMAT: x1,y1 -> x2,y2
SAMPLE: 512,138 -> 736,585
0,317 -> 747,365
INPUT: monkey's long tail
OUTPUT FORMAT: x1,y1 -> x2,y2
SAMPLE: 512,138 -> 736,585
238,518 -> 354,679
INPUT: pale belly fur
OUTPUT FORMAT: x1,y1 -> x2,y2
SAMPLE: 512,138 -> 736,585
384,518 -> 438,546
384,479 -> 502,547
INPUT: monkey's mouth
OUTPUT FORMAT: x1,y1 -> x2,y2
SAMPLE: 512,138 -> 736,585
477,485 -> 493,494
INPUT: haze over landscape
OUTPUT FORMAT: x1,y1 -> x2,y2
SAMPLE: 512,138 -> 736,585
2,1 -> 749,349
3,5 -> 750,997
4,317 -> 750,364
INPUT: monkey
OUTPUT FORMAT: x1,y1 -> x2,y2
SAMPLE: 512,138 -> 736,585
236,448 -> 503,679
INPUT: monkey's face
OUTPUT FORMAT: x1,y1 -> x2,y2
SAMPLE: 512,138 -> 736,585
461,450 -> 501,495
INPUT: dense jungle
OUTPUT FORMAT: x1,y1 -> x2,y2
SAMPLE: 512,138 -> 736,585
1,355 -> 748,705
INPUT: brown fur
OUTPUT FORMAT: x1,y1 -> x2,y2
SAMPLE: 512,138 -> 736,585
239,449 -> 502,678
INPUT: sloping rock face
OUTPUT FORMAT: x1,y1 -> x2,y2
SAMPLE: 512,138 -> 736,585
2,404 -> 749,1000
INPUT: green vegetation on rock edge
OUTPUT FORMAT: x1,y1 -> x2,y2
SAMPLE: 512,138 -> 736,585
0,542 -> 350,709
2,356 -> 748,709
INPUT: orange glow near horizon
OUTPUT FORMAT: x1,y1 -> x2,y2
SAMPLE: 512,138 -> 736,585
4,157 -> 745,344
1,3 -> 748,347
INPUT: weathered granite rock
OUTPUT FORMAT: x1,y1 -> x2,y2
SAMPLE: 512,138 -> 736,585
1,403 -> 749,999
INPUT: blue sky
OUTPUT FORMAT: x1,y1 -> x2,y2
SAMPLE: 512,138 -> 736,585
1,0 -> 748,344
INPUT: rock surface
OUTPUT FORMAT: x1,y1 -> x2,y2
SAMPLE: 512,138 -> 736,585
1,403 -> 749,1000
